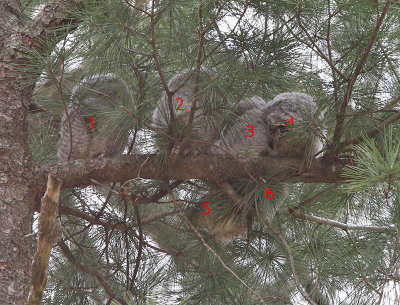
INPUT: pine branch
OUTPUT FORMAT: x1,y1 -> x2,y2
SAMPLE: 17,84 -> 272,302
167,189 -> 268,305
59,206 -> 177,230
330,0 -> 392,155
256,205 -> 318,305
120,185 -> 144,293
37,154 -> 344,193
57,239 -> 128,305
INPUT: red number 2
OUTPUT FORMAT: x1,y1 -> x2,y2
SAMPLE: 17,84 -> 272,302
203,202 -> 211,215
89,117 -> 94,130
247,125 -> 254,137
286,117 -> 294,130
176,98 -> 184,110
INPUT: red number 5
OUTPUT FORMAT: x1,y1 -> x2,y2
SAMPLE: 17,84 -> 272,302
176,98 -> 184,110
247,125 -> 254,137
203,202 -> 211,215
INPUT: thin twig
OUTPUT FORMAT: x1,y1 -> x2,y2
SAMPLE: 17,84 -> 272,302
290,184 -> 339,211
289,210 -> 396,233
256,205 -> 318,305
57,239 -> 128,304
330,0 -> 392,155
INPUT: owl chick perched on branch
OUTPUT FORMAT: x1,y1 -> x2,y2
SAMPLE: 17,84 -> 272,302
211,95 -> 275,159
264,92 -> 322,158
152,67 -> 222,154
212,92 -> 322,160
57,73 -> 132,163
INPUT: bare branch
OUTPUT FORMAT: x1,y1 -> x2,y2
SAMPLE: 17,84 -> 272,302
288,210 -> 396,233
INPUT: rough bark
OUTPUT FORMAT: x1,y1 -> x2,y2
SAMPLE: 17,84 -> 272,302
0,2 -> 35,304
0,1 -> 82,304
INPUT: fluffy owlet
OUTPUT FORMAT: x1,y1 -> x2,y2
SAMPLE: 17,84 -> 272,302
263,92 -> 322,158
211,96 -> 275,159
57,73 -> 132,163
152,67 -> 221,154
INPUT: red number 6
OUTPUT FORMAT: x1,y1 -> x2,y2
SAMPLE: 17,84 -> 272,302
266,187 -> 274,200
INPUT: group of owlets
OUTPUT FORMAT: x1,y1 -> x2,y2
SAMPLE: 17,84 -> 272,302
58,68 -> 322,163
56,69 -> 323,243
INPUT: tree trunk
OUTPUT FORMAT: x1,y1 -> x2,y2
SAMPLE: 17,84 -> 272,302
0,59 -> 35,303
0,0 -> 83,302
0,2 -> 35,304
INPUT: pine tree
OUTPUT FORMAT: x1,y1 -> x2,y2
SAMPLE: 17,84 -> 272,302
2,0 -> 400,304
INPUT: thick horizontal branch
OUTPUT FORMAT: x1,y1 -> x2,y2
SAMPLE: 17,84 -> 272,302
289,209 -> 396,233
35,154 -> 345,193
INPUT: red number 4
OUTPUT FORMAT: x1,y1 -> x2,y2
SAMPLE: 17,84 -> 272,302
286,117 -> 294,130
176,98 -> 184,110
203,202 -> 211,215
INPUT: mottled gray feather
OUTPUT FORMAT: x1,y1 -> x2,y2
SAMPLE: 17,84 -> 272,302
152,67 -> 220,153
57,73 -> 132,163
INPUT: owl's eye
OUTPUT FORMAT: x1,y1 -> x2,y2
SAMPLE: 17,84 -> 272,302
278,125 -> 291,133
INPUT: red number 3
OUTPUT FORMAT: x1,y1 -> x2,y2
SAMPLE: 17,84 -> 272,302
176,98 -> 184,110
247,124 -> 254,137
203,202 -> 211,215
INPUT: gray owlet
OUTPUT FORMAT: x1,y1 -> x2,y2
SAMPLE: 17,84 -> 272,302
152,67 -> 221,154
211,96 -> 276,159
263,92 -> 322,158
57,73 -> 132,163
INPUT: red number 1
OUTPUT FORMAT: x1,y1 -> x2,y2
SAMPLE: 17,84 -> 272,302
89,117 -> 94,130
176,98 -> 184,110
286,117 -> 294,130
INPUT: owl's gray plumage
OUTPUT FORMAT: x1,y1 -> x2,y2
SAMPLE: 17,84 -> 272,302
57,73 -> 132,163
264,92 -> 322,157
152,67 -> 220,153
211,96 -> 274,159
212,92 -> 322,160
237,95 -> 267,112
190,207 -> 247,244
